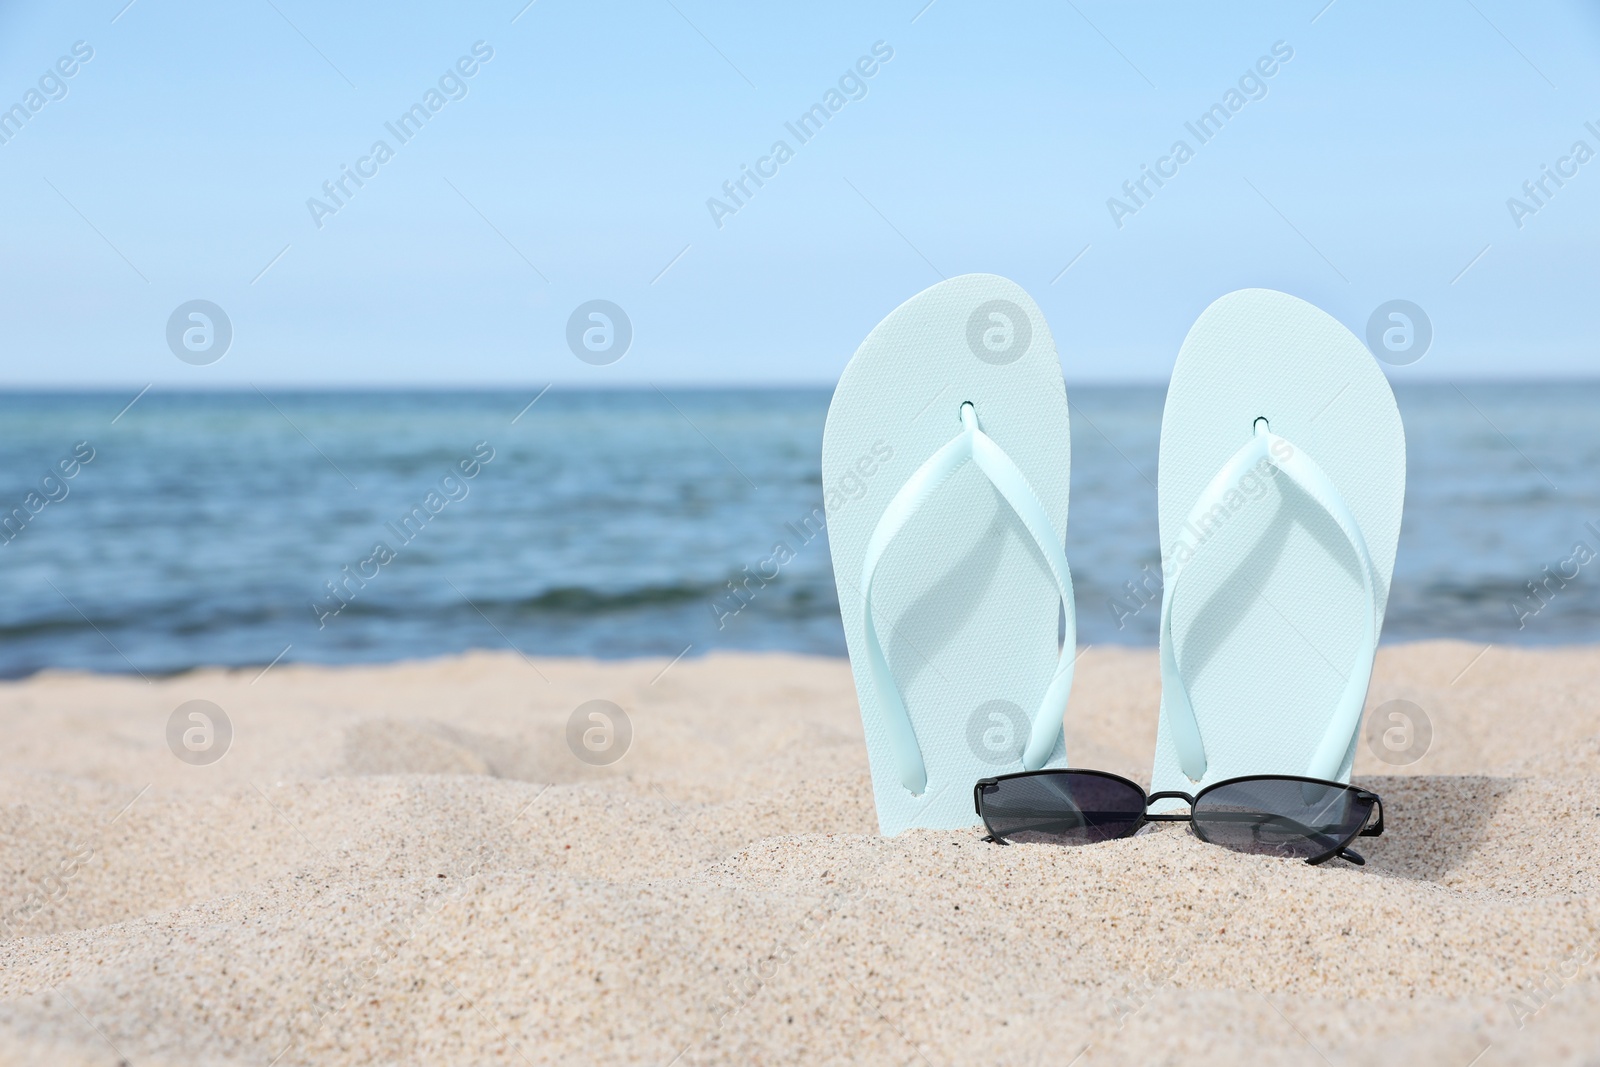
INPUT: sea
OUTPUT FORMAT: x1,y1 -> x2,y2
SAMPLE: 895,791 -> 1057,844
0,383 -> 1595,678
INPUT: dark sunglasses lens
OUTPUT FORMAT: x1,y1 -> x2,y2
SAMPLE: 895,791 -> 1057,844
1192,779 -> 1373,860
979,773 -> 1146,846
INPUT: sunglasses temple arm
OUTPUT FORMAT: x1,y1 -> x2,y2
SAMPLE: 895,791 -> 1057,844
1358,795 -> 1385,837
1306,846 -> 1366,866
1310,798 -> 1385,865
1309,791 -> 1385,863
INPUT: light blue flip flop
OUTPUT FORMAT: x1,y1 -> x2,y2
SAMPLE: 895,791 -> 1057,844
1150,289 -> 1406,800
823,275 -> 1076,836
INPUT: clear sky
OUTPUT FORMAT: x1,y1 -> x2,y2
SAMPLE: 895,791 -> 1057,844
1,0 -> 1596,386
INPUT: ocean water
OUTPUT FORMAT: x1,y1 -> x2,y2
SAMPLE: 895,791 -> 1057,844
0,384 -> 1595,678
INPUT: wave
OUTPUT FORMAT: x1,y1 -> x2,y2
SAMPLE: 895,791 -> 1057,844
511,582 -> 723,613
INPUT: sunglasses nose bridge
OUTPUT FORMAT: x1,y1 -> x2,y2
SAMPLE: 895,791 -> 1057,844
1142,789 -> 1195,822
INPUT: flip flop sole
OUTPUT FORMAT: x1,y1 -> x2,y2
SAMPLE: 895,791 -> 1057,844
1151,289 -> 1405,797
824,274 -> 1074,835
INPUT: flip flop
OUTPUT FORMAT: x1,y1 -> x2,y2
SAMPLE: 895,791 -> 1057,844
1150,289 -> 1406,800
823,274 -> 1076,836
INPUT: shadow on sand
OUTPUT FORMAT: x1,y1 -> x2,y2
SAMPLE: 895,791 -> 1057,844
1353,773 -> 1519,881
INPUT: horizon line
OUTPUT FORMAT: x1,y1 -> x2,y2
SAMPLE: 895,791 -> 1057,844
3,372 -> 1599,392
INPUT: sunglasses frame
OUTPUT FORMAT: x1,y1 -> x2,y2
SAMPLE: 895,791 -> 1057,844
973,768 -> 1385,865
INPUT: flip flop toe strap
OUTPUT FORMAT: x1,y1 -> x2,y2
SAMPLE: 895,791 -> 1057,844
1160,422 -> 1379,783
862,402 -> 1075,796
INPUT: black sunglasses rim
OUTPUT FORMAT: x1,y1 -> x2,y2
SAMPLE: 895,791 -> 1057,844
973,768 -> 1384,866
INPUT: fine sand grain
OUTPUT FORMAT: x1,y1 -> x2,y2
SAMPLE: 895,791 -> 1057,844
1,641 -> 1597,1065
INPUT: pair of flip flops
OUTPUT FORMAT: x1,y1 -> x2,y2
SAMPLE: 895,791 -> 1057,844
823,275 -> 1404,836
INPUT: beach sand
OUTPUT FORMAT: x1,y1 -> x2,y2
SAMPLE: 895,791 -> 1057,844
1,641 -> 1597,1065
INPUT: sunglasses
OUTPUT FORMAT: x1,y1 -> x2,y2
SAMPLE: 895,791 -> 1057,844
974,769 -> 1385,865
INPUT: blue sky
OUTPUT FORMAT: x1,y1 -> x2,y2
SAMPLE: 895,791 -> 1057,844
1,0 -> 1596,386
